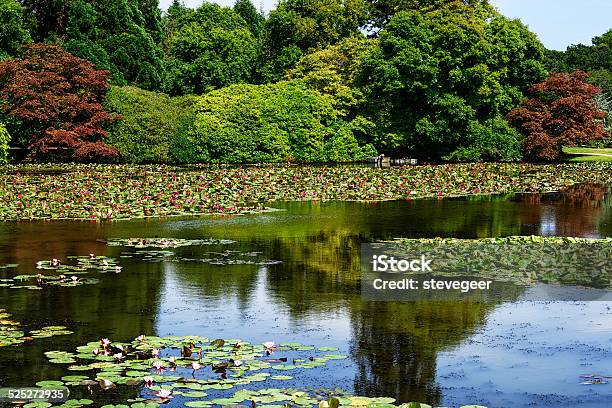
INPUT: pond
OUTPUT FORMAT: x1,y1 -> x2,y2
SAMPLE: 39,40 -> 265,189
0,185 -> 610,408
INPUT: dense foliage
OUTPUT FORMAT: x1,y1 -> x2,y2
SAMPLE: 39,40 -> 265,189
190,81 -> 375,163
0,122 -> 9,163
163,2 -> 259,95
545,30 -> 612,93
0,0 -> 608,163
0,44 -> 119,161
358,3 -> 546,161
507,71 -> 607,161
262,0 -> 368,81
105,86 -> 196,163
0,0 -> 31,60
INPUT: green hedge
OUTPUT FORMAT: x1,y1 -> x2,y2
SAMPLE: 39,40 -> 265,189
189,81 -> 375,163
105,86 -> 197,163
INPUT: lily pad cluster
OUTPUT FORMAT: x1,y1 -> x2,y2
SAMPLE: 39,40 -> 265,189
378,236 -> 612,288
106,238 -> 237,249
106,238 -> 281,266
0,309 -> 73,347
0,308 -> 25,347
34,335 -> 486,408
1,162 -> 611,221
0,255 -> 119,290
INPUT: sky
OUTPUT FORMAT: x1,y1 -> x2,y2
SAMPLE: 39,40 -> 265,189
159,0 -> 612,51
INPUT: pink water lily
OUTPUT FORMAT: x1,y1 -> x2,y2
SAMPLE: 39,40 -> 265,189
92,348 -> 100,356
263,341 -> 277,355
152,360 -> 165,373
156,389 -> 173,400
113,353 -> 123,361
136,334 -> 146,342
100,338 -> 111,348
192,361 -> 203,371
143,376 -> 154,387
151,348 -> 160,357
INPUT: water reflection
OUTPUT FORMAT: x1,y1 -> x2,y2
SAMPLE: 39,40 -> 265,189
0,186 -> 610,407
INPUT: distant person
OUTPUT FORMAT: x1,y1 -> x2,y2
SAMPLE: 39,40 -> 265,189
376,153 -> 385,168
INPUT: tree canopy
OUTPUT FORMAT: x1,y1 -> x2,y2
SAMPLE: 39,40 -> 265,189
357,3 -> 546,161
0,44 -> 119,161
163,3 -> 259,95
0,0 -> 31,59
507,71 -> 607,161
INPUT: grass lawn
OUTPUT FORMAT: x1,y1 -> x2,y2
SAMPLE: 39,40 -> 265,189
563,146 -> 612,162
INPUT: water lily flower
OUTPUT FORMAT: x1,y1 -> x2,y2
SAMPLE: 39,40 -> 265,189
143,376 -> 154,387
52,259 -> 60,267
92,348 -> 100,356
71,276 -> 79,282
100,338 -> 111,348
59,274 -> 66,280
155,389 -> 173,400
113,353 -> 124,361
89,254 -> 96,259
152,360 -> 165,373
233,359 -> 243,367
115,266 -> 122,273
151,348 -> 160,357
137,335 -> 146,342
263,341 -> 277,355
192,361 -> 203,371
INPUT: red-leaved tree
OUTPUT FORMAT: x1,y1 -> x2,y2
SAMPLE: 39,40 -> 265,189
507,70 -> 607,161
0,44 -> 119,161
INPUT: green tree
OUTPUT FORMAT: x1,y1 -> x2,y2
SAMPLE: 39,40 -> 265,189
234,0 -> 264,38
0,0 -> 31,60
365,0 -> 493,32
189,81 -> 375,163
20,0 -> 71,41
358,4 -> 546,161
163,3 -> 259,95
63,0 -> 165,90
262,0 -> 368,81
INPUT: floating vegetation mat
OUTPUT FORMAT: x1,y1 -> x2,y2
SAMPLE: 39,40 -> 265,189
0,255 -> 118,290
1,162 -> 611,221
30,335 -> 483,408
0,309 -> 72,347
105,239 -> 237,249
376,236 -> 612,288
106,238 -> 281,266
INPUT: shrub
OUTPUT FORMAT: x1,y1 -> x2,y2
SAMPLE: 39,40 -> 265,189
0,122 -> 9,163
189,81 -> 374,163
105,86 -> 197,163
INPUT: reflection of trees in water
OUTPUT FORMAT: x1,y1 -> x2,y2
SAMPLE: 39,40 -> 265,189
349,301 -> 492,405
260,230 -> 521,405
514,184 -> 611,237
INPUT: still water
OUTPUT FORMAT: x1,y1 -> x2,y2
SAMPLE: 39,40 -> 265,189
0,185 -> 610,408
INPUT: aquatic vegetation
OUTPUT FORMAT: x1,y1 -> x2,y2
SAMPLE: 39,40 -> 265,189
0,255 -> 118,290
106,238 -> 281,266
0,310 -> 73,347
1,162 -> 611,221
0,309 -> 25,347
106,238 -> 236,249
31,334 -> 486,408
378,236 -> 612,288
